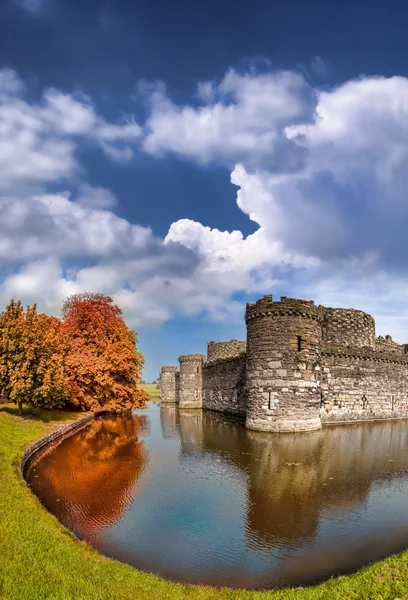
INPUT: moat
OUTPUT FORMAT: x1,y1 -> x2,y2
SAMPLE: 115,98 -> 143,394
28,403 -> 408,590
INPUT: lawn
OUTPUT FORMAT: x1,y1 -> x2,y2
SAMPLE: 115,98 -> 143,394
1,405 -> 408,599
138,382 -> 161,400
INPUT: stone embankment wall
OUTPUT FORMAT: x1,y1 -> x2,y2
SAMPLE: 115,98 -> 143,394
21,413 -> 94,477
202,353 -> 247,416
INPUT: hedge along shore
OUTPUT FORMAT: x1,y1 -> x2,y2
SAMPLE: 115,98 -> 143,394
2,406 -> 408,599
20,412 -> 95,478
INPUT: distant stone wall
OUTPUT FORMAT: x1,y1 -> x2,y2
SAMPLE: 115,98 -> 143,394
322,308 -> 375,348
207,340 -> 246,361
375,335 -> 405,353
321,347 -> 408,422
160,366 -> 179,403
202,353 -> 247,416
178,354 -> 205,408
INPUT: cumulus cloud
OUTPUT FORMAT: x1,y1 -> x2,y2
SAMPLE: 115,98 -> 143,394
74,184 -> 117,209
144,70 -> 316,170
140,69 -> 408,338
0,69 -> 142,193
4,66 -> 408,341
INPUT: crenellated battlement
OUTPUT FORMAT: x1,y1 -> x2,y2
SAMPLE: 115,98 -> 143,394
179,354 -> 206,363
245,294 -> 323,323
161,294 -> 408,432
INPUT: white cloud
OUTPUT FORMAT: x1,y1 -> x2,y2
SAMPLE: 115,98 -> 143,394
75,184 -> 117,209
143,69 -> 315,169
0,68 -> 25,94
139,70 -> 408,337
0,68 -> 143,193
4,66 -> 408,342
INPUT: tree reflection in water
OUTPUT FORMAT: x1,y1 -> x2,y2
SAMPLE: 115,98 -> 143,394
28,405 -> 408,590
28,414 -> 149,539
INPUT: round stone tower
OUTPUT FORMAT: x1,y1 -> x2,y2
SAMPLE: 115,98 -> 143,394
322,308 -> 375,348
178,354 -> 206,409
245,295 -> 323,432
160,366 -> 179,404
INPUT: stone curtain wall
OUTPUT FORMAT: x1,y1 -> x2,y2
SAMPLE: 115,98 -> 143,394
320,347 -> 408,422
244,296 -> 323,432
168,294 -> 408,432
322,308 -> 376,348
202,354 -> 247,416
207,340 -> 246,361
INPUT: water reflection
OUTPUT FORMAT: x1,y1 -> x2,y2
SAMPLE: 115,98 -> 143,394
160,404 -> 179,439
28,404 -> 408,589
28,414 -> 148,539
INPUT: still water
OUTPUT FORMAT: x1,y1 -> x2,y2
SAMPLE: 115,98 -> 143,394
27,403 -> 408,589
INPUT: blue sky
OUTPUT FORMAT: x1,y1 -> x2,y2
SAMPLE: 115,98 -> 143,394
2,0 -> 408,379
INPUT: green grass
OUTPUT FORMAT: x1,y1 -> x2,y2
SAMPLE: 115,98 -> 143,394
139,382 -> 160,400
1,406 -> 408,600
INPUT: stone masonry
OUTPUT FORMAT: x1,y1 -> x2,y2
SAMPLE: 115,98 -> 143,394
160,294 -> 408,432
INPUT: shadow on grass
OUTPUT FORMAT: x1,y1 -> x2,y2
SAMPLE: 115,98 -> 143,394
0,404 -> 82,423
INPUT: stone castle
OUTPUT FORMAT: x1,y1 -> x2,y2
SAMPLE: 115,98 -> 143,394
160,295 -> 408,432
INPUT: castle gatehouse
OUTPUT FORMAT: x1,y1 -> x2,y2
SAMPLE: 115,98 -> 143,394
160,295 -> 408,432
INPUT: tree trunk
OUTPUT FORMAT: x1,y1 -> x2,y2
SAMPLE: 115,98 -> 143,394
18,400 -> 23,416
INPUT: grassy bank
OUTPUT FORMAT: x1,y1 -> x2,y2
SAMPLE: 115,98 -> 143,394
1,407 -> 408,600
138,382 -> 160,400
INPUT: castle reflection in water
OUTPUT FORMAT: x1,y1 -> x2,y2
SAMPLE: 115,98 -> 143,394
161,404 -> 408,549
28,403 -> 408,589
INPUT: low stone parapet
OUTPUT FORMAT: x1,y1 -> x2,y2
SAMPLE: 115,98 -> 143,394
20,413 -> 94,477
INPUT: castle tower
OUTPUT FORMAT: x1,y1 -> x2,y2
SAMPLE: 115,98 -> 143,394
245,295 -> 323,432
178,354 -> 205,409
322,308 -> 375,348
160,366 -> 179,403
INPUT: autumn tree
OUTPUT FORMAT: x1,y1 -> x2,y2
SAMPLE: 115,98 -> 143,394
0,301 -> 67,414
0,300 -> 25,414
29,314 -> 67,409
62,293 -> 147,412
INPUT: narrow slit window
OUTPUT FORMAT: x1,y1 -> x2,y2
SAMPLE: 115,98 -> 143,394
268,391 -> 272,410
297,336 -> 302,352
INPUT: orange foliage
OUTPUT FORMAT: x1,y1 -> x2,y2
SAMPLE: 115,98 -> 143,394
0,301 -> 66,412
62,293 -> 148,412
0,292 -> 147,413
31,415 -> 148,534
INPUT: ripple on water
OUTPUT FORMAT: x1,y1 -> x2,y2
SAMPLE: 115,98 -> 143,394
27,404 -> 408,589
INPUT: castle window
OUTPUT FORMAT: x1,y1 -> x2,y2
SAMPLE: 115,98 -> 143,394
297,336 -> 302,352
197,366 -> 199,373
268,391 -> 272,410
